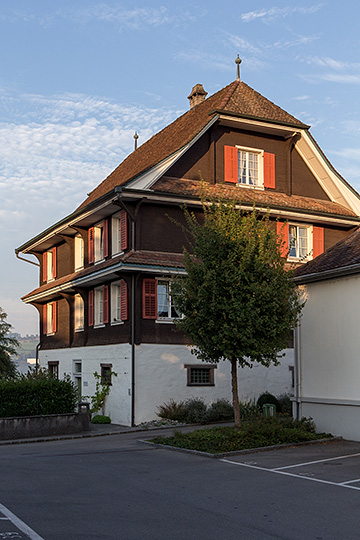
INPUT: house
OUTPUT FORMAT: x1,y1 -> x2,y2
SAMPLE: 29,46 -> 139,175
294,228 -> 360,440
16,70 -> 360,426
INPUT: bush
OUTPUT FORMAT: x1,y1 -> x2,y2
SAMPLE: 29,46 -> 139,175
0,371 -> 78,418
277,393 -> 292,415
157,399 -> 187,422
184,398 -> 207,423
257,392 -> 280,413
239,399 -> 261,420
205,399 -> 234,423
91,415 -> 111,424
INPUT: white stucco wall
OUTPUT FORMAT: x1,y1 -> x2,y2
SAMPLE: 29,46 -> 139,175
134,344 -> 294,425
39,344 -> 132,426
299,275 -> 360,440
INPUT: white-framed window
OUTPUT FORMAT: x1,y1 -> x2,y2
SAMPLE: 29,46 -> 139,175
43,247 -> 57,282
74,234 -> 84,271
289,224 -> 311,260
74,294 -> 84,331
111,281 -> 122,324
112,212 -> 122,256
43,301 -> 57,335
94,286 -> 104,327
94,222 -> 104,262
157,279 -> 182,320
237,146 -> 262,186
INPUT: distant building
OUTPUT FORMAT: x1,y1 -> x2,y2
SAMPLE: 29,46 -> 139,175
16,74 -> 360,425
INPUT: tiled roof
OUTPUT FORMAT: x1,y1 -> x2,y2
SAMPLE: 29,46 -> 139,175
294,227 -> 360,279
151,178 -> 357,218
78,80 -> 307,209
22,250 -> 186,301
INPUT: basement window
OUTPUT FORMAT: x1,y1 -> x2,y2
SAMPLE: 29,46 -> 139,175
185,364 -> 216,386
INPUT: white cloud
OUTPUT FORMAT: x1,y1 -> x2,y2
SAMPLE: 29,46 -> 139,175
300,56 -> 360,85
241,4 -> 325,23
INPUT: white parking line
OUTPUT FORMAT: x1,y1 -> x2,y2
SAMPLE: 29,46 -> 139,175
0,504 -> 45,540
220,458 -> 360,491
273,451 -> 360,471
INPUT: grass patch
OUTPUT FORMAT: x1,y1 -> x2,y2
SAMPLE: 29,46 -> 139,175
151,417 -> 332,454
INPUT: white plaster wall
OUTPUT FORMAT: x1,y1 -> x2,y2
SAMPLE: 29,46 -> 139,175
134,344 -> 294,424
39,344 -> 132,426
300,276 -> 360,401
301,403 -> 360,441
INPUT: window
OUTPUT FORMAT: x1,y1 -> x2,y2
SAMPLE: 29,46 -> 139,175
142,278 -> 181,320
88,220 -> 108,264
48,361 -> 59,379
289,225 -> 310,260
74,234 -> 84,271
43,301 -> 57,335
277,222 -> 324,261
74,294 -> 84,331
73,360 -> 82,399
101,363 -> 113,385
224,145 -> 275,189
185,365 -> 216,386
89,286 -> 109,327
43,247 -> 57,282
110,280 -> 128,323
111,210 -> 128,255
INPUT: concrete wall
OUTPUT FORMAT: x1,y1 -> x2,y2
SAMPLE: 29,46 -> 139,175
0,404 -> 89,441
299,275 -> 360,440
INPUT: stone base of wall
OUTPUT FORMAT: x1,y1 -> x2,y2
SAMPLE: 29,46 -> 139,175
0,403 -> 90,441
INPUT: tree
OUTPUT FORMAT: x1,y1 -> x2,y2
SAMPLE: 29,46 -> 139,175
0,307 -> 19,379
173,196 -> 303,427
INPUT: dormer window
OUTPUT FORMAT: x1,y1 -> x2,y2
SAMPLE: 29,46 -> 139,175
74,234 -> 84,271
224,145 -> 275,189
111,210 -> 128,256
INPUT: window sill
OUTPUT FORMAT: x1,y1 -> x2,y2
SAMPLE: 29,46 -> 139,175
156,319 -> 178,324
111,320 -> 124,326
93,323 -> 105,329
187,383 -> 215,387
75,266 -> 84,272
111,251 -> 124,259
94,258 -> 105,265
75,327 -> 84,333
288,257 -> 311,263
237,184 -> 264,191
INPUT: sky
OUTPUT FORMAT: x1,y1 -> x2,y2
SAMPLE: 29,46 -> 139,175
1,0 -> 360,335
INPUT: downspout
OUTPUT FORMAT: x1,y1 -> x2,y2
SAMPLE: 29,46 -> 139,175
35,342 -> 40,373
294,324 -> 302,420
15,250 -> 40,267
131,273 -> 136,426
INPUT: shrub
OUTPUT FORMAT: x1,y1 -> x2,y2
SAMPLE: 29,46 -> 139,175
91,415 -> 111,424
0,372 -> 78,418
205,399 -> 234,422
157,399 -> 187,422
239,399 -> 261,420
277,393 -> 292,415
184,398 -> 207,424
257,392 -> 280,413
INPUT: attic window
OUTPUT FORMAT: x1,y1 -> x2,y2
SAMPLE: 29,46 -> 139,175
224,146 -> 275,189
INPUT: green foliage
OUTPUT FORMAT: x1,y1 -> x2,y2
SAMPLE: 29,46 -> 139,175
204,399 -> 234,423
91,415 -> 111,424
152,417 -> 331,454
277,393 -> 293,415
257,392 -> 281,412
157,399 -> 187,422
88,370 -> 117,415
0,307 -> 19,379
0,369 -> 78,417
173,199 -> 303,367
184,398 -> 207,423
239,399 -> 261,420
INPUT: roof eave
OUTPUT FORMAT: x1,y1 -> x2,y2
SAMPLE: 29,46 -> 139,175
210,108 -> 310,130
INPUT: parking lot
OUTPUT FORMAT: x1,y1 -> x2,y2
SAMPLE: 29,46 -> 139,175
1,431 -> 360,539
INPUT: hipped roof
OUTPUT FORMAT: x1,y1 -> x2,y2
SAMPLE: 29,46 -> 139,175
78,79 -> 307,209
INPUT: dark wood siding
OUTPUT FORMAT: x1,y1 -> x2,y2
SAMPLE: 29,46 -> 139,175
292,150 -> 330,200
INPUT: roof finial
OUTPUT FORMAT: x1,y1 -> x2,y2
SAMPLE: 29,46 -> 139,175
235,54 -> 242,81
133,131 -> 139,151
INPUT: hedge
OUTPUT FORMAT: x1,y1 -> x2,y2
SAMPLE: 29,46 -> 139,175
0,377 -> 78,418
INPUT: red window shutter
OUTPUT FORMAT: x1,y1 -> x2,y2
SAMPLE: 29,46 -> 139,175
88,227 -> 94,264
142,278 -> 157,319
88,290 -> 94,326
313,226 -> 324,258
120,210 -> 128,251
103,220 -> 109,258
224,146 -> 238,183
52,301 -> 57,333
277,221 -> 289,258
120,279 -> 128,321
103,285 -> 109,324
43,252 -> 48,282
43,304 -> 47,334
52,247 -> 57,278
264,152 -> 275,189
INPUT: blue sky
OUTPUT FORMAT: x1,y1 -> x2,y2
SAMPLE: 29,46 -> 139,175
1,0 -> 360,335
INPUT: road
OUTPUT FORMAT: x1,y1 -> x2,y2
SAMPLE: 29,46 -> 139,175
1,429 -> 360,539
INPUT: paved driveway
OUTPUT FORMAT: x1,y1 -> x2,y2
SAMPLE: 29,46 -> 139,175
0,430 -> 360,539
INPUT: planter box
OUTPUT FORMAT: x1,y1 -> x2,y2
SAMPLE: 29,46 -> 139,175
0,403 -> 90,441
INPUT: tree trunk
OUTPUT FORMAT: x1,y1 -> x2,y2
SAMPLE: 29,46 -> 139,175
230,357 -> 241,427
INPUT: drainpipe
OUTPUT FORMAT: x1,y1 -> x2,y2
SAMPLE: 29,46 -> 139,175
294,324 -> 302,420
130,274 -> 135,426
15,250 -> 40,267
35,342 -> 40,374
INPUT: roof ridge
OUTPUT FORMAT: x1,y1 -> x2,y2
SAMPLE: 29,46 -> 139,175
218,79 -> 240,109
